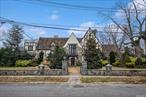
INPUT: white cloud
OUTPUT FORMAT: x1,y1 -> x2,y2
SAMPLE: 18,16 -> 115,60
49,10 -> 59,20
114,0 -> 146,18
0,26 -> 9,47
0,28 -> 6,37
30,28 -> 46,36
131,0 -> 146,9
68,21 -> 103,37
0,26 -> 9,39
50,14 -> 59,20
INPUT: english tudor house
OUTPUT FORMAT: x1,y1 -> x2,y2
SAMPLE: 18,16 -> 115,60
24,28 -> 102,66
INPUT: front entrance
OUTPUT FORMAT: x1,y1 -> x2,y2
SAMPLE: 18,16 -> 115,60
71,57 -> 75,66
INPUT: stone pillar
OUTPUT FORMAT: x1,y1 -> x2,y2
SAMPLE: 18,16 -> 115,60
38,64 -> 45,75
106,64 -> 112,75
68,57 -> 71,66
75,57 -> 77,66
81,61 -> 87,75
62,59 -> 68,75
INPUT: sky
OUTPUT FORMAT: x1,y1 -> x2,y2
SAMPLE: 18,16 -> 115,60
0,0 -> 145,47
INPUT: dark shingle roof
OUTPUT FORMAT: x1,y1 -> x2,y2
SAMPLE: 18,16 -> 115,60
36,37 -> 82,50
36,37 -> 68,50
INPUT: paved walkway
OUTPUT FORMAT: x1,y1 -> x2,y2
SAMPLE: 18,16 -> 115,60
68,67 -> 81,86
68,66 -> 80,75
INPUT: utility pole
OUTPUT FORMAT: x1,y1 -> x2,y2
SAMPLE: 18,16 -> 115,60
144,7 -> 146,55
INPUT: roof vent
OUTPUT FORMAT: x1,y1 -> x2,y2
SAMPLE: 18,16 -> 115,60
54,35 -> 59,38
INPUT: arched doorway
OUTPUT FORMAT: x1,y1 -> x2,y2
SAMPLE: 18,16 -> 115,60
71,57 -> 75,66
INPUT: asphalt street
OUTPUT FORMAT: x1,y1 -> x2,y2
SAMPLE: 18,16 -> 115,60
0,83 -> 146,97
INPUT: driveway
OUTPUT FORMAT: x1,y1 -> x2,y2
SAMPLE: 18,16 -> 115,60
0,83 -> 145,97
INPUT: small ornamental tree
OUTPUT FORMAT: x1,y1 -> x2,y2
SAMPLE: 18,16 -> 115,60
37,51 -> 44,64
109,51 -> 116,65
135,57 -> 143,66
84,32 -> 102,69
0,48 -> 14,66
48,45 -> 66,69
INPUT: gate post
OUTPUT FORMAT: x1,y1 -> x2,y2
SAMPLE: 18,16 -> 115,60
62,57 -> 68,75
81,61 -> 87,75
38,64 -> 45,75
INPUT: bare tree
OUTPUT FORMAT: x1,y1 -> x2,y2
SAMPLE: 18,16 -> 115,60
104,24 -> 127,58
103,1 -> 145,57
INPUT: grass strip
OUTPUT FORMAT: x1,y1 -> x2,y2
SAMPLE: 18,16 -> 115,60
0,76 -> 69,83
80,76 -> 146,84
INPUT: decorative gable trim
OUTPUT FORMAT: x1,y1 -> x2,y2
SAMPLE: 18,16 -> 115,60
63,32 -> 81,48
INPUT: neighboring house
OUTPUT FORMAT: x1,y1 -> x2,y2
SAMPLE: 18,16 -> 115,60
24,40 -> 37,55
140,38 -> 146,55
24,28 -> 102,66
102,44 -> 117,57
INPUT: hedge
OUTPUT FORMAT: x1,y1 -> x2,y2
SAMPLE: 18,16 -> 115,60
15,60 -> 32,67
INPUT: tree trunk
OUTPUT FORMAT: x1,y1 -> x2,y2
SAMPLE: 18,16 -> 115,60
135,45 -> 142,58
144,40 -> 146,55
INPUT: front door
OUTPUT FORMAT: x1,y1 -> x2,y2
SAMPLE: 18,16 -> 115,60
71,57 -> 75,66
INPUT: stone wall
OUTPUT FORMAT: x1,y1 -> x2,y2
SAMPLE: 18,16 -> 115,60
81,61 -> 146,76
0,69 -> 65,76
83,69 -> 146,76
0,59 -> 68,76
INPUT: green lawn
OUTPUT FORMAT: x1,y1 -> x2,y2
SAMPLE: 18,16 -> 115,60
100,66 -> 146,70
0,65 -> 52,70
0,67 -> 38,70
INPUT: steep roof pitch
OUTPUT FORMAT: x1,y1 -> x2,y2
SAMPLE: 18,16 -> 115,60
36,37 -> 68,50
63,33 -> 82,48
102,44 -> 117,52
36,37 -> 82,50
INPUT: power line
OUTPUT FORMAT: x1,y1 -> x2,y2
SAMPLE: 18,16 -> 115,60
14,0 -> 145,12
0,17 -> 138,34
0,17 -> 87,31
23,32 -> 34,40
0,17 -> 119,31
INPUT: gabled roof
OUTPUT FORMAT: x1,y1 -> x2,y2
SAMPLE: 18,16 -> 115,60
63,32 -> 82,48
36,37 -> 82,50
81,27 -> 97,41
36,37 -> 68,50
102,44 -> 117,52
